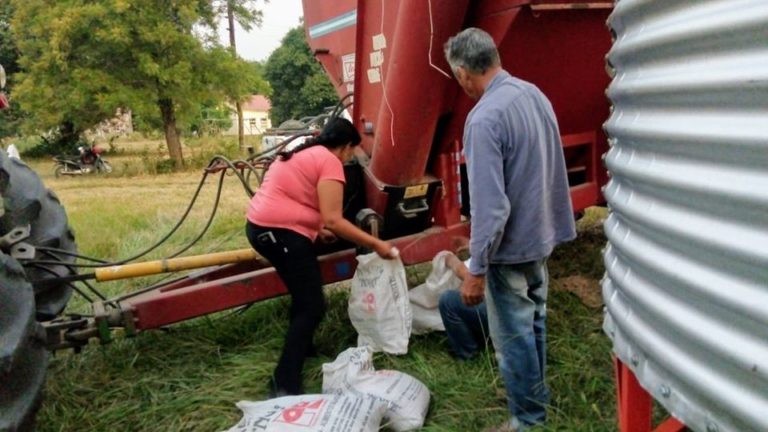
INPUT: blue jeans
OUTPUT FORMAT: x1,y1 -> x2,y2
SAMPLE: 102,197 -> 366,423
438,289 -> 489,360
486,259 -> 549,426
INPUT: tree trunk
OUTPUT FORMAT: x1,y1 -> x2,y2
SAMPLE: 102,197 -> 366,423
236,100 -> 244,149
159,98 -> 184,167
227,2 -> 245,150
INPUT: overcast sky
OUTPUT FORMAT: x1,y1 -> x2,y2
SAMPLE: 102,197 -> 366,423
219,0 -> 304,62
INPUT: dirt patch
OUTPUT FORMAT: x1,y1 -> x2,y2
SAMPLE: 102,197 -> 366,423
554,275 -> 603,309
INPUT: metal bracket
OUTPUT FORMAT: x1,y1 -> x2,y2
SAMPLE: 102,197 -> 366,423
10,241 -> 35,260
0,224 -> 30,249
355,208 -> 383,238
93,302 -> 113,344
397,199 -> 429,219
43,315 -> 91,352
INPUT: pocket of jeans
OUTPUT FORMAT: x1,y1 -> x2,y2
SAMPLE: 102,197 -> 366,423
255,231 -> 277,246
259,231 -> 291,255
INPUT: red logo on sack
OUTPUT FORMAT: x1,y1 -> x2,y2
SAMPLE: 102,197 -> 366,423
277,399 -> 326,426
363,292 -> 375,312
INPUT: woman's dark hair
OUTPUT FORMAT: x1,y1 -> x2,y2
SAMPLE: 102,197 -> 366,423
278,117 -> 361,160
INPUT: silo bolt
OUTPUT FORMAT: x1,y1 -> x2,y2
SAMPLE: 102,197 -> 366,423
659,385 -> 671,398
707,423 -> 718,432
630,355 -> 639,366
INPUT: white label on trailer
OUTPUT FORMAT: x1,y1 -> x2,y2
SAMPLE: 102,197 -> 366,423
370,50 -> 384,68
342,53 -> 355,83
367,67 -> 381,83
372,33 -> 387,51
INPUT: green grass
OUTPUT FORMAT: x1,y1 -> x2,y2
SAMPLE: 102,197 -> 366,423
30,158 -> 617,431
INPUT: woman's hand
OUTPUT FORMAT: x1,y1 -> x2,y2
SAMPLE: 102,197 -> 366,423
318,228 -> 337,244
372,239 -> 398,259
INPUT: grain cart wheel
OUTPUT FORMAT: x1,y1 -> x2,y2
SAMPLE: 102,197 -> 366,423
0,152 -> 77,320
0,252 -> 49,432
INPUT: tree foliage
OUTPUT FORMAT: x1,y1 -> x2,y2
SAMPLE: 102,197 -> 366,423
0,1 -> 24,138
10,0 -> 258,165
249,61 -> 272,96
0,3 -> 18,79
264,26 -> 338,125
214,0 -> 264,32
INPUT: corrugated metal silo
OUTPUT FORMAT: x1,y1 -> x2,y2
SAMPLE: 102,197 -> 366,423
602,1 -> 768,431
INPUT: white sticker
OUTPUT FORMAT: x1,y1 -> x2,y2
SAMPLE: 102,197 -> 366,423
372,33 -> 387,51
342,53 -> 355,83
367,67 -> 381,83
369,50 -> 384,68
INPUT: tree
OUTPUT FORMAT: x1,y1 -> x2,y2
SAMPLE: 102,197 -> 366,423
11,0 -> 257,166
264,26 -> 338,125
250,61 -> 272,96
216,0 -> 265,150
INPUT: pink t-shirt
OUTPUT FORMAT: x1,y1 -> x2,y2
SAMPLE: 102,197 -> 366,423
246,145 -> 345,240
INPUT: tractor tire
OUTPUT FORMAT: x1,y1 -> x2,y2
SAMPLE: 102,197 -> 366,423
0,252 -> 49,432
0,151 -> 77,320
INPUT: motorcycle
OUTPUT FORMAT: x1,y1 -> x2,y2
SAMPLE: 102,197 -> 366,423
53,145 -> 113,177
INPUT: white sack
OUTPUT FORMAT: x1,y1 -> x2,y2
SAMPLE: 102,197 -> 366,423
322,346 -> 431,432
348,253 -> 411,354
225,393 -> 387,432
409,251 -> 463,334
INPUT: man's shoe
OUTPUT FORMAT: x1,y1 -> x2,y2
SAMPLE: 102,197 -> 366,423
483,417 -> 522,432
483,423 -> 517,432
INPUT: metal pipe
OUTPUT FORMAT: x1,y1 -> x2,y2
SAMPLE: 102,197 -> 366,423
94,249 -> 258,282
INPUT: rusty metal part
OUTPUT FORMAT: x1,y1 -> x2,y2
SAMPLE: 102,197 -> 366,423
43,303 -> 136,351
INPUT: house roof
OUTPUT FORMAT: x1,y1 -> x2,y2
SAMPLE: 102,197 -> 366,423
242,95 -> 271,112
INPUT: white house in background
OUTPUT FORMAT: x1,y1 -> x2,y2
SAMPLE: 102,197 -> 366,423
224,95 -> 272,136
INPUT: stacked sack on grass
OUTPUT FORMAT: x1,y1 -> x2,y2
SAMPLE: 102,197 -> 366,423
225,347 -> 430,432
322,346 -> 430,431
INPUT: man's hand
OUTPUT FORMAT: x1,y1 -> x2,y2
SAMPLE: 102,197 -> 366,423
460,273 -> 485,306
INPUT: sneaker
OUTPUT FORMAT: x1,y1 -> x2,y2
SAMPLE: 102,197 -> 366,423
267,377 -> 303,399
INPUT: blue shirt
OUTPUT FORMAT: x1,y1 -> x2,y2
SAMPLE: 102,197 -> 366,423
464,70 -> 576,275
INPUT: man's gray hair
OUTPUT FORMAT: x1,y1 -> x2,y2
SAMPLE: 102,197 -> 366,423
444,28 -> 501,75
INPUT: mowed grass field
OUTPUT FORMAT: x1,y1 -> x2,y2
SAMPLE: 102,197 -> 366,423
22,145 -> 617,432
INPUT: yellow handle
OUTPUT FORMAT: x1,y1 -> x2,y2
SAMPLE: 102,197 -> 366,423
94,248 -> 259,282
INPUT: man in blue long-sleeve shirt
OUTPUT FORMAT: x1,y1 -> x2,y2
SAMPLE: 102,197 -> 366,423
444,28 -> 576,431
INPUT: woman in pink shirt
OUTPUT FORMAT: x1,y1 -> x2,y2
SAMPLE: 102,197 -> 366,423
246,118 -> 396,397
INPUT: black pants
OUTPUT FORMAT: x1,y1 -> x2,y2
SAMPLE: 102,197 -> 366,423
246,222 -> 326,394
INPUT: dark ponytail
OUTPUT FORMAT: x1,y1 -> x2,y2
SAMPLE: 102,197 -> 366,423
278,117 -> 361,161
276,136 -> 318,161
